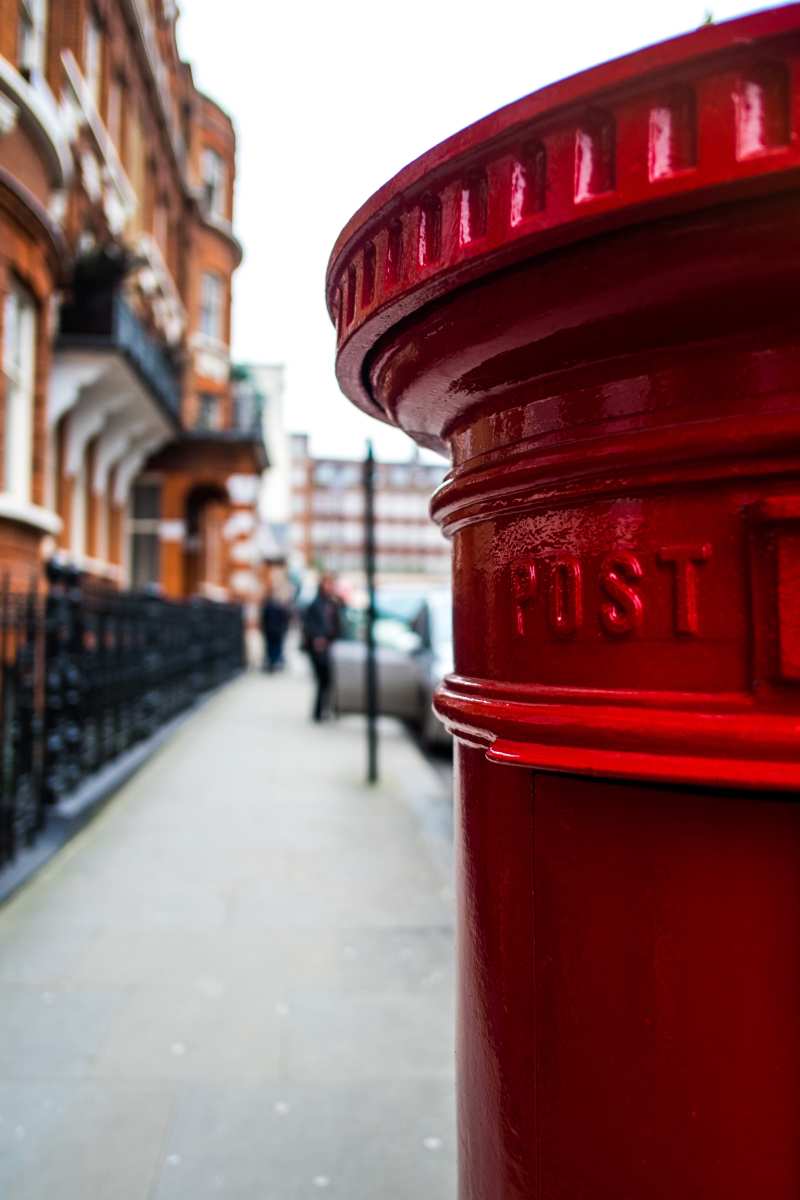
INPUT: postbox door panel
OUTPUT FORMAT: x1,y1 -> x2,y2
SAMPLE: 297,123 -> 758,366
456,742 -> 800,1200
532,772 -> 800,1195
531,771 -> 800,1198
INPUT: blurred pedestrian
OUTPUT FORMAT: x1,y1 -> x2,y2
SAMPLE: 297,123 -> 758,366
260,588 -> 291,672
302,573 -> 342,721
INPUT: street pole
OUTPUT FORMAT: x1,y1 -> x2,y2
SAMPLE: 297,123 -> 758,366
364,441 -> 378,783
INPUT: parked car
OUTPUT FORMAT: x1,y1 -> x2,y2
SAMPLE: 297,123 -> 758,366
332,590 -> 453,747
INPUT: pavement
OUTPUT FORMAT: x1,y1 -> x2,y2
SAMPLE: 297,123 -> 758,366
0,657 -> 456,1199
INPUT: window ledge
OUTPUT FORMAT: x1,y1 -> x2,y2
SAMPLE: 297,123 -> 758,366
0,494 -> 62,535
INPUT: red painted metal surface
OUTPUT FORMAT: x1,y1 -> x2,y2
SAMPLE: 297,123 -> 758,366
327,9 -> 800,1197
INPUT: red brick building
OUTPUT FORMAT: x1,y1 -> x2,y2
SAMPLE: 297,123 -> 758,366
290,434 -> 450,583
0,0 -> 263,595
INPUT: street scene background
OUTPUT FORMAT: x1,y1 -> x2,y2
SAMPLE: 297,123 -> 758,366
0,0 -> 778,1196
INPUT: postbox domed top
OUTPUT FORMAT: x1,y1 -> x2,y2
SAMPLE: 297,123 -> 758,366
327,4 -> 800,443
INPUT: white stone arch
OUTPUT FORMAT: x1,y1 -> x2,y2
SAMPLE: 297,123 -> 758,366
63,388 -> 128,477
92,410 -> 149,496
112,430 -> 168,508
48,357 -> 110,427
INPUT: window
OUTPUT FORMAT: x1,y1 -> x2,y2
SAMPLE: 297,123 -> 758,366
196,392 -> 220,431
18,0 -> 47,75
199,272 -> 224,340
337,464 -> 359,488
201,148 -> 226,218
2,280 -> 36,502
129,481 -> 161,589
342,491 -> 363,516
84,11 -> 102,105
153,194 -> 168,251
106,71 -> 123,148
311,492 -> 328,514
315,463 -> 337,486
126,107 -> 145,230
132,481 -> 160,520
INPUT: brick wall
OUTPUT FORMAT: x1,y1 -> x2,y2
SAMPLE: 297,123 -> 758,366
0,0 -> 256,597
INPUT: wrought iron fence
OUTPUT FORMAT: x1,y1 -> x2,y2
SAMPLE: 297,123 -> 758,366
0,563 -> 245,873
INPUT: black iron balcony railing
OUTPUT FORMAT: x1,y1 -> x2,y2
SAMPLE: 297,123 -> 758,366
232,391 -> 264,435
186,392 -> 268,469
0,565 -> 245,873
191,395 -> 264,438
58,290 -> 182,420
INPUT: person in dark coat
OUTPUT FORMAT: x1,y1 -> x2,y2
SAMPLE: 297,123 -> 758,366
260,589 -> 291,672
302,573 -> 343,721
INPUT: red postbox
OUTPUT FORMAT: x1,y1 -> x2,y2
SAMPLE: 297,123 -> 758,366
327,9 -> 800,1197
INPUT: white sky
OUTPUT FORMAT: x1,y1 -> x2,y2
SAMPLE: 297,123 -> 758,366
176,0 -> 778,462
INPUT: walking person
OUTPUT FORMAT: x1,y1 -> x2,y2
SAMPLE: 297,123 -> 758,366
302,573 -> 343,722
260,588 -> 291,672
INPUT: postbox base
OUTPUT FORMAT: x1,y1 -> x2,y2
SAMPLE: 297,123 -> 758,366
456,743 -> 800,1199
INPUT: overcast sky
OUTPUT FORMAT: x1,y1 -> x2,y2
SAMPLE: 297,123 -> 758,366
176,0 -> 778,462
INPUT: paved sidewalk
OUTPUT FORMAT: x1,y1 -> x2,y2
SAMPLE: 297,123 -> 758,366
0,661 -> 456,1199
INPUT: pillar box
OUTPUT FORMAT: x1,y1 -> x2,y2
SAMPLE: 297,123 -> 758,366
327,9 -> 800,1197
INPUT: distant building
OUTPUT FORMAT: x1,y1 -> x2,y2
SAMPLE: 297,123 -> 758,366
0,0 -> 263,595
290,434 -> 450,581
233,363 -> 289,567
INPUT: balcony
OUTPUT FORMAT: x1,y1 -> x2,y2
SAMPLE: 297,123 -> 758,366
182,383 -> 267,470
58,289 -> 182,421
232,389 -> 264,436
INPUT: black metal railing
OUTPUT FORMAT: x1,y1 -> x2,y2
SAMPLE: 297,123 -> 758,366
112,294 -> 182,417
0,564 -> 245,873
0,585 -> 44,864
58,289 -> 182,419
188,393 -> 264,439
232,389 -> 264,435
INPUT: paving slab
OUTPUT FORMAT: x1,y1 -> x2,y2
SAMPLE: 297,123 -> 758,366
0,661 -> 456,1198
151,1078 -> 455,1200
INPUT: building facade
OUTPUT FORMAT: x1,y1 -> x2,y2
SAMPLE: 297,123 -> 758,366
234,361 -> 289,565
289,433 -> 450,582
0,0 -> 263,595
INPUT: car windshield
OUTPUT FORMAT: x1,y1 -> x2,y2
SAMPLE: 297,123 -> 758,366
339,587 -> 452,654
376,590 -> 426,622
339,589 -> 425,642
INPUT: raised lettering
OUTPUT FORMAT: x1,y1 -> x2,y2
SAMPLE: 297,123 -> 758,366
599,552 -> 644,636
548,555 -> 582,636
511,559 -> 538,636
657,543 -> 712,636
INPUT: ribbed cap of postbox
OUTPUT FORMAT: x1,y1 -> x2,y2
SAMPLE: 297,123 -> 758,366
327,5 -> 800,423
